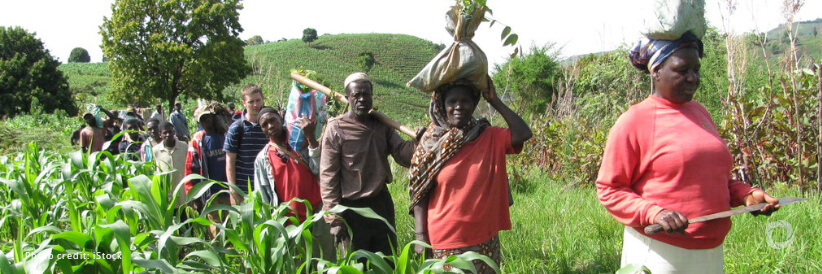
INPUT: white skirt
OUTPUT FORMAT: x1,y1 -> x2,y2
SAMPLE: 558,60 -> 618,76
621,226 -> 724,274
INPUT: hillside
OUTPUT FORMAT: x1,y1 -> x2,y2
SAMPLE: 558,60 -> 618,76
59,33 -> 444,125
761,18 -> 822,63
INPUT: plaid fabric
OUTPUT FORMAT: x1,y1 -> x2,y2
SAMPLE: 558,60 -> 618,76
629,31 -> 703,74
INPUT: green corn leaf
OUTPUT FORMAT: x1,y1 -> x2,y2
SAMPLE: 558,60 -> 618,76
26,225 -> 61,240
199,204 -> 239,217
132,259 -> 175,273
184,250 -> 222,267
51,231 -> 93,249
616,264 -> 651,274
224,230 -> 250,252
158,222 -> 185,256
329,265 -> 362,274
169,235 -> 208,246
24,246 -> 53,274
328,205 -> 396,235
449,251 -> 499,273
0,248 -> 18,274
350,250 -> 392,273
178,260 -> 213,271
101,220 -> 133,272
133,232 -> 155,248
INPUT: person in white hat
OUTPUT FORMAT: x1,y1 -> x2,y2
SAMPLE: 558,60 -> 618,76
319,72 -> 421,256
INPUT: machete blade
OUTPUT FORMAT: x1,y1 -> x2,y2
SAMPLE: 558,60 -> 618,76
689,197 -> 806,223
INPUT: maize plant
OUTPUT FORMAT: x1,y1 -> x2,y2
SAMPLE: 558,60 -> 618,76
0,143 -> 495,273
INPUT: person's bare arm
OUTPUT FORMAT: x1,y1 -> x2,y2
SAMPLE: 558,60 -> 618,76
413,197 -> 430,255
225,151 -> 241,205
98,107 -> 118,120
79,128 -> 91,153
483,77 -> 533,147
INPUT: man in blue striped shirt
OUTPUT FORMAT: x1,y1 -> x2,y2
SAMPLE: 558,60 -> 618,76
224,84 -> 268,205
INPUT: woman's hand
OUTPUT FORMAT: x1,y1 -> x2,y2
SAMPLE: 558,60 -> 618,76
653,209 -> 689,234
414,126 -> 427,142
744,190 -> 780,216
414,231 -> 431,256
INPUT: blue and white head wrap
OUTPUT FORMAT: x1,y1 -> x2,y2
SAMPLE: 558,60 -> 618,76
629,31 -> 704,74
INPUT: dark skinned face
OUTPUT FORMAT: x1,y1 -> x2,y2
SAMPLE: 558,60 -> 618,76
124,122 -> 141,140
443,86 -> 476,128
346,81 -> 373,118
146,121 -> 161,141
259,112 -> 284,141
653,48 -> 701,104
83,115 -> 96,127
160,125 -> 176,147
200,114 -> 216,133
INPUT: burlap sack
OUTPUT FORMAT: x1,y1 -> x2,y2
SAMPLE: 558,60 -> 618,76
407,5 -> 488,92
642,0 -> 706,40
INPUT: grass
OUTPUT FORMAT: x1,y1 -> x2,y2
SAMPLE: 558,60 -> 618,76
387,162 -> 822,273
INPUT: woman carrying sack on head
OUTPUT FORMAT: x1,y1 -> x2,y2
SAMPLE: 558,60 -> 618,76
409,77 -> 532,273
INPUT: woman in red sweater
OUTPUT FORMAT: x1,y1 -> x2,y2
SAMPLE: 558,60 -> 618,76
409,77 -> 532,273
596,31 -> 780,273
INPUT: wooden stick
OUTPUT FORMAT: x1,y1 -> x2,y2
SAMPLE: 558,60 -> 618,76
290,72 -> 348,104
289,72 -> 417,137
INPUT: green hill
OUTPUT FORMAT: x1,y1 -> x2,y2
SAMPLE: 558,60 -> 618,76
60,33 -> 444,125
762,18 -> 822,63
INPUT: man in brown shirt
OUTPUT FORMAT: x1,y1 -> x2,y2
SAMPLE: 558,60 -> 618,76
320,72 -> 417,256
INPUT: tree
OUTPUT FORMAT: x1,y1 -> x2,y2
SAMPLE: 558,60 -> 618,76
245,35 -> 264,46
0,26 -> 77,117
302,28 -> 317,46
492,44 -> 561,115
100,0 -> 251,109
68,47 -> 91,63
357,51 -> 375,73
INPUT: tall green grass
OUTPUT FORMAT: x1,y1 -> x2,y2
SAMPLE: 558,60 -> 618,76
389,163 -> 822,273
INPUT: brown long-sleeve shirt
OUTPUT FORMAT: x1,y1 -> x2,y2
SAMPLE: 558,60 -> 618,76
319,114 -> 415,223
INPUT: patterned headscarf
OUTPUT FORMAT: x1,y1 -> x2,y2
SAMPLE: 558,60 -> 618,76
629,31 -> 704,74
408,80 -> 490,213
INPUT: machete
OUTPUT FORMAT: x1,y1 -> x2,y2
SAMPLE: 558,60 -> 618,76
644,197 -> 806,235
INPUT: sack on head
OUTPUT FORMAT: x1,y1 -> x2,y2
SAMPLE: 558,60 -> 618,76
407,4 -> 489,92
641,0 -> 706,40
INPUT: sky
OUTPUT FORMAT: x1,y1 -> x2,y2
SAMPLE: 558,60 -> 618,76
1,0 -> 820,66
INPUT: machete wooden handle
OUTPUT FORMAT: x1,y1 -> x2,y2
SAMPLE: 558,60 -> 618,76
644,224 -> 665,235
